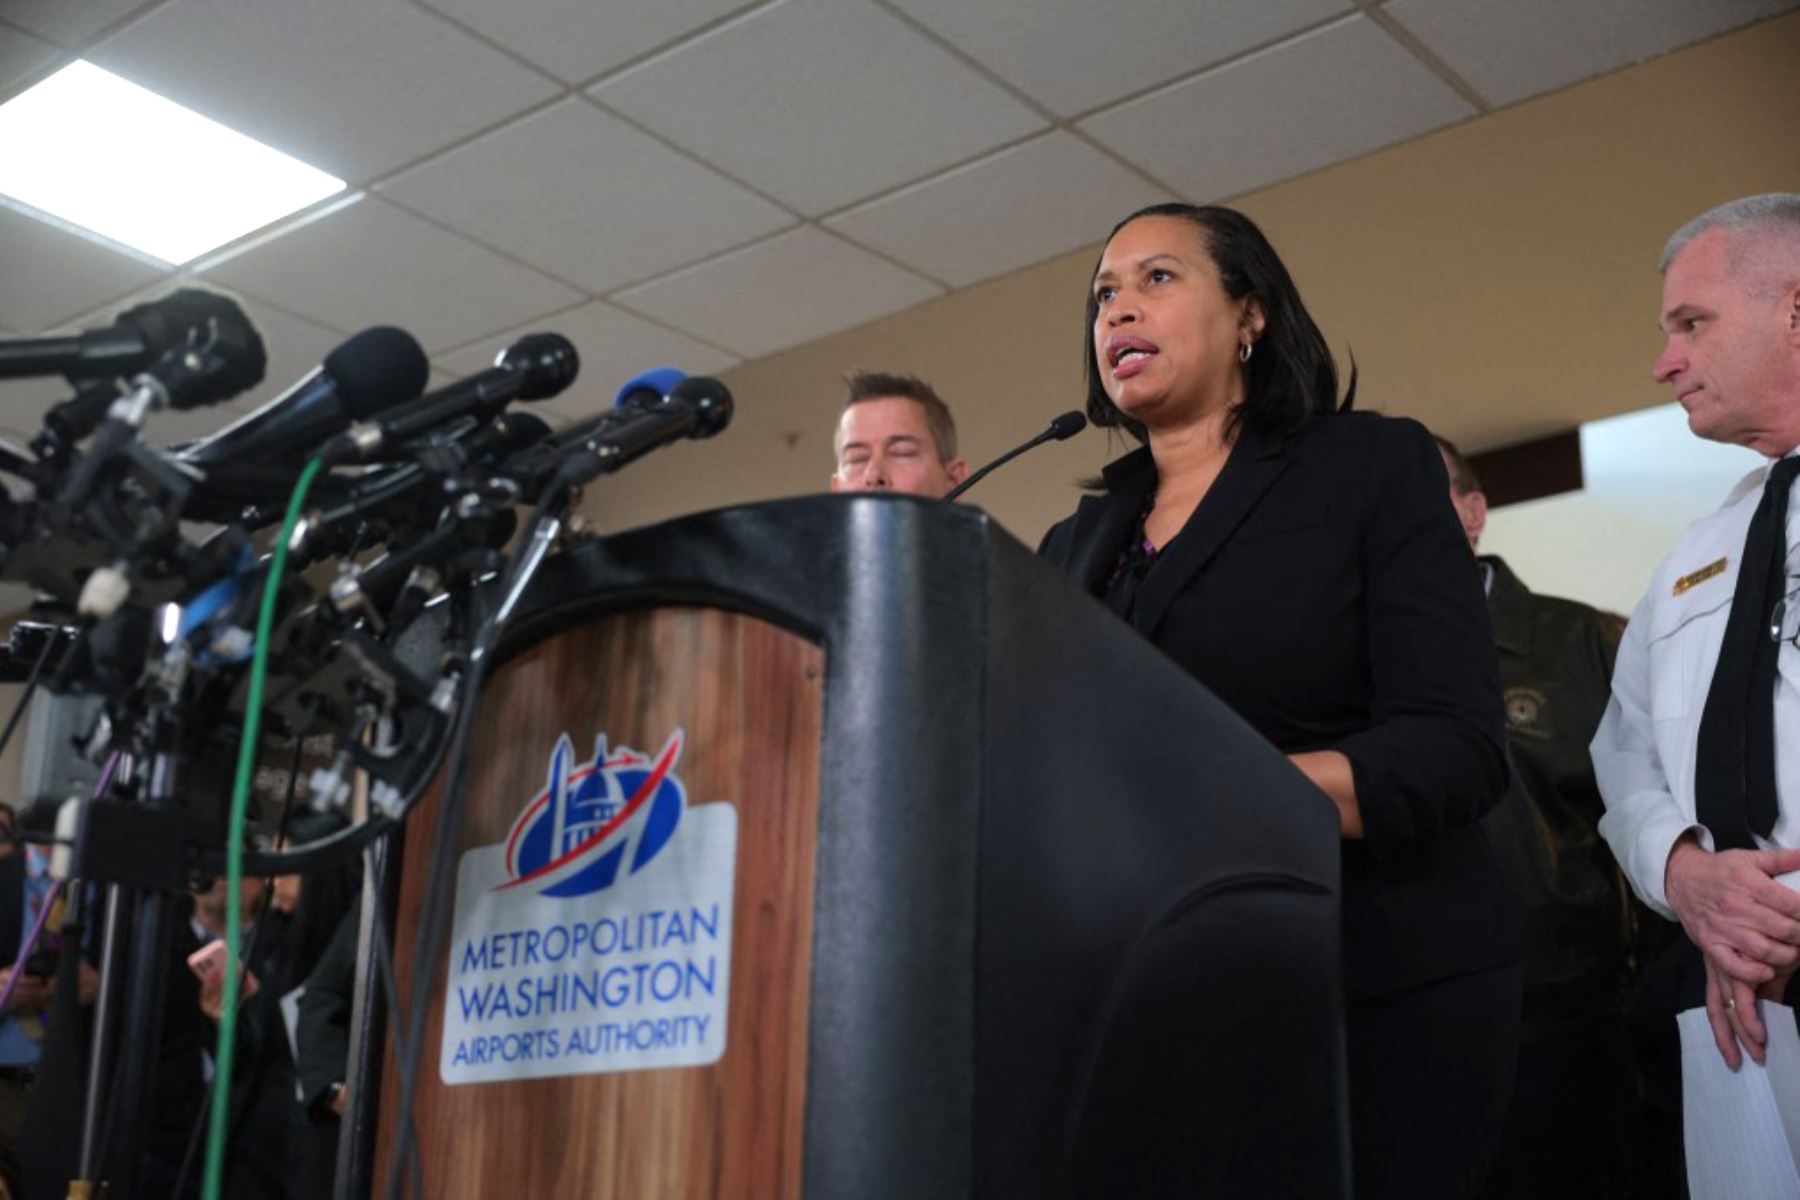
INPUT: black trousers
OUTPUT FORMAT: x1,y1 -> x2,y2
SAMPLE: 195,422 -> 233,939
1482,1015 -> 1640,1199
1347,963 -> 1521,1199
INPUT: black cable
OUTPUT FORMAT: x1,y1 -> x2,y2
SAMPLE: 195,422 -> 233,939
381,502 -> 558,1200
364,845 -> 424,1200
0,630 -> 56,764
213,814 -> 394,878
191,717 -> 435,879
380,652 -> 487,1200
192,679 -> 469,883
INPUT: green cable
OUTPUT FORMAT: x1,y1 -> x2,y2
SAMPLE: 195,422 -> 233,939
202,455 -> 323,1200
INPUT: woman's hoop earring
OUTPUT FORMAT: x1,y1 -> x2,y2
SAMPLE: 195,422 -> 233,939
1239,339 -> 1253,364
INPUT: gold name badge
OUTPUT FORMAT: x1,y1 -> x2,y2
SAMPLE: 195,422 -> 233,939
1673,557 -> 1728,596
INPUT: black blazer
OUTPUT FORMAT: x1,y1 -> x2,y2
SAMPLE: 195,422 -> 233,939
1040,412 -> 1517,1000
0,852 -> 21,964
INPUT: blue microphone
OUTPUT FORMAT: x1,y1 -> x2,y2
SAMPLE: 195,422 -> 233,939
614,366 -> 687,411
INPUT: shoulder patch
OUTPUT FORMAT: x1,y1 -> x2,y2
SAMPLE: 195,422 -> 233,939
1504,686 -> 1551,740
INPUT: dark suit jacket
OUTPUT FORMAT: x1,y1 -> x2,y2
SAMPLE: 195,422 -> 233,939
1040,412 -> 1517,1000
0,852 -> 20,964
295,906 -> 357,1120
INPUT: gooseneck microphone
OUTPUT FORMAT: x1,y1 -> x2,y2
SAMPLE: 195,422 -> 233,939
944,410 -> 1087,503
0,288 -> 259,381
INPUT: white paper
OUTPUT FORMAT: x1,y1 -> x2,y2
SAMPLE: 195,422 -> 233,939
1680,1002 -> 1800,1199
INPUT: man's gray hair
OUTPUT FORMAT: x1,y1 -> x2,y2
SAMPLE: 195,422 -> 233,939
1660,193 -> 1800,273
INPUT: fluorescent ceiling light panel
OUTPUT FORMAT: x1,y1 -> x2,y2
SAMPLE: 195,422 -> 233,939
0,61 -> 344,265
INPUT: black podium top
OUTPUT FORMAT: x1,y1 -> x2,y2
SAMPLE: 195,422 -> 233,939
483,495 -> 1348,1199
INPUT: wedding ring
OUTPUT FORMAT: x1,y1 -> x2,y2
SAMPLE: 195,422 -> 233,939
1725,996 -> 1738,1010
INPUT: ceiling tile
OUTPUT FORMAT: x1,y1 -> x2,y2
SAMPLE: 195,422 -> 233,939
416,0 -> 754,84
0,0 -> 150,47
434,301 -> 739,423
197,196 -> 583,354
379,99 -> 793,293
0,370 -> 69,445
0,203 -> 169,331
825,132 -> 1171,288
0,24 -> 60,95
86,0 -> 559,181
1079,15 -> 1474,203
887,0 -> 1350,118
590,0 -> 1047,217
612,227 -> 942,358
1385,0 -> 1798,107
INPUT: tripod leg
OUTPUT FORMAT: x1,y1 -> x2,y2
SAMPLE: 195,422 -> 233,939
102,886 -> 178,1197
75,883 -> 129,1183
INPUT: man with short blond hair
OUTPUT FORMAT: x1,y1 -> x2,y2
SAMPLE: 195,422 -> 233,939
829,370 -> 967,499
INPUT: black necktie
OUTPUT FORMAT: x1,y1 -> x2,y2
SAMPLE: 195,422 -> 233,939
1696,456 -> 1800,850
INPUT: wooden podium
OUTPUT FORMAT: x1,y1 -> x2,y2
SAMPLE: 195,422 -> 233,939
340,496 -> 1349,1199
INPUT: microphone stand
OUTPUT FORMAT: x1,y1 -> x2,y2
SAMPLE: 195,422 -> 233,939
944,411 -> 1087,503
90,727 -> 191,1199
74,752 -> 128,1193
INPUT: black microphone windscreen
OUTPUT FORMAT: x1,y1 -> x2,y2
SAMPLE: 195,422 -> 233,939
118,289 -> 252,360
176,325 -> 427,468
127,289 -> 268,408
328,327 -> 431,420
670,376 -> 733,438
496,333 -> 579,402
1048,410 -> 1088,440
196,305 -> 268,404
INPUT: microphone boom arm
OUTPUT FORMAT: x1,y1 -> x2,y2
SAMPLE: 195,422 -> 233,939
944,410 -> 1087,503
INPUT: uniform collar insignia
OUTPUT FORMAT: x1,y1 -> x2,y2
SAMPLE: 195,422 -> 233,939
1672,557 -> 1728,596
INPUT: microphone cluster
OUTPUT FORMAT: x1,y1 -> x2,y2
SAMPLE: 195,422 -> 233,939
0,287 -> 735,858
0,281 -> 1097,1200
0,285 -> 753,1200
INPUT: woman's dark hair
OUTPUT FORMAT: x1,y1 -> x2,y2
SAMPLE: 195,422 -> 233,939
1083,203 -> 1354,444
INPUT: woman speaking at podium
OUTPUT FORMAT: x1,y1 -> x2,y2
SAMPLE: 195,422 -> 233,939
1040,203 -> 1517,1197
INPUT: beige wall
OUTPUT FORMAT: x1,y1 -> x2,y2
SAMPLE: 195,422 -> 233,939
0,683 -> 25,817
578,13 -> 1799,551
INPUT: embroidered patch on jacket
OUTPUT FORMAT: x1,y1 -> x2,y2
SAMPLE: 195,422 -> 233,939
1672,557 -> 1727,596
1504,687 -> 1551,740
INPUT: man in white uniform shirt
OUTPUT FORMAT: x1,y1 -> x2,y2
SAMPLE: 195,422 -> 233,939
1593,195 -> 1800,1166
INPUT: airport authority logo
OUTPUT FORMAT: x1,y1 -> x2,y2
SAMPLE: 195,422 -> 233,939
499,731 -> 686,898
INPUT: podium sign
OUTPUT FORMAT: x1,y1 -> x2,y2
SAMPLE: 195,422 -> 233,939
375,609 -> 821,1196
